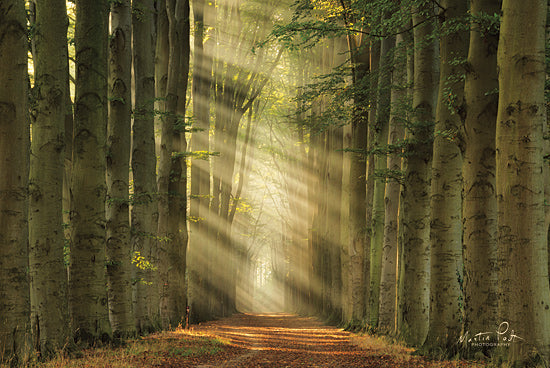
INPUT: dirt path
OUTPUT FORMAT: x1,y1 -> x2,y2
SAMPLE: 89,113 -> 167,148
180,313 -> 481,368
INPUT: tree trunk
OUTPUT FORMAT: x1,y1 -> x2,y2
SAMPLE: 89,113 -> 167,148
369,35 -> 393,327
398,1 -> 437,346
189,0 -> 213,323
461,0 -> 499,357
0,0 -> 31,362
70,0 -> 112,344
364,40 -> 379,321
29,0 -> 71,356
378,33 -> 406,334
423,0 -> 467,354
347,34 -> 369,324
106,0 -> 135,338
329,125 -> 344,321
496,0 -> 550,362
132,0 -> 160,333
341,123 -> 352,323
157,0 -> 190,328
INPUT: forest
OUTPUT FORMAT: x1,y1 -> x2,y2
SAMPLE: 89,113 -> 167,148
0,0 -> 548,366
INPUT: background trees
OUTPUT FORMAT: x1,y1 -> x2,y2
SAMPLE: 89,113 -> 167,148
1,0 -> 550,366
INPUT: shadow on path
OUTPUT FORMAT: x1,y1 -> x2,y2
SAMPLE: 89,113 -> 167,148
184,313 -> 482,368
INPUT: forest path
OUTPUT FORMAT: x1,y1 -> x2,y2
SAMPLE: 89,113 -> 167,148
173,313 -> 481,368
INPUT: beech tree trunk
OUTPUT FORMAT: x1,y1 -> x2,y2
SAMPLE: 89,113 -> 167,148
107,0 -> 135,337
0,0 -> 31,362
347,34 -> 369,324
461,0 -> 500,357
378,33 -> 406,334
423,0 -> 467,354
157,0 -> 190,328
132,0 -> 160,333
70,0 -> 112,344
189,0 -> 213,323
29,0 -> 71,356
369,35 -> 393,327
496,0 -> 550,362
398,1 -> 437,346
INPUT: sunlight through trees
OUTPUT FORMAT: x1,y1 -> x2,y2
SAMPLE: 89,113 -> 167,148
1,0 -> 550,367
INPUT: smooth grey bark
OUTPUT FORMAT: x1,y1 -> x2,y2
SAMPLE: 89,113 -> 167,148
378,33 -> 406,334
107,0 -> 135,337
496,0 -> 550,362
70,0 -> 112,344
461,0 -> 500,355
29,0 -> 71,356
0,0 -> 31,363
369,35 -> 393,327
423,0 -> 467,354
398,1 -> 437,346
132,0 -> 160,333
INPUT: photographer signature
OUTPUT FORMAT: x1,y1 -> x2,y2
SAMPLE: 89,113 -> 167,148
459,322 -> 524,344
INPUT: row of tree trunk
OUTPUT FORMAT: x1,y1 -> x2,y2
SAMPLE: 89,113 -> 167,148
0,0 -> 193,361
280,0 -> 550,365
0,0 -> 283,363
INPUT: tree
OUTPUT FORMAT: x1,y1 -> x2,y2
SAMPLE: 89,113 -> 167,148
378,33 -> 407,334
157,0 -> 190,328
29,0 -> 71,356
70,0 -> 112,344
189,0 -> 213,323
398,0 -> 437,346
461,0 -> 499,356
346,18 -> 370,327
131,0 -> 160,333
0,0 -> 31,362
107,0 -> 135,337
423,0 -> 467,354
369,34 -> 394,327
496,0 -> 550,363
210,0 -> 281,315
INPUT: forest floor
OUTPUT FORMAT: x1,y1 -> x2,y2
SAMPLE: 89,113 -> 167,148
30,313 -> 486,368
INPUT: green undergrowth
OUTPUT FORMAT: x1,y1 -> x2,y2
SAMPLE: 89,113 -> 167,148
8,329 -> 230,368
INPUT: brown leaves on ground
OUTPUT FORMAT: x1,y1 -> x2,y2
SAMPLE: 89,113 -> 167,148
29,314 -> 485,367
163,313 -> 484,367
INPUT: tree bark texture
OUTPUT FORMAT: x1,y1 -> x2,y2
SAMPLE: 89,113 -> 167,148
424,0 -> 467,354
369,35 -> 393,327
0,0 -> 31,362
70,0 -> 112,344
399,1 -> 437,346
461,0 -> 500,354
378,33 -> 406,334
29,0 -> 71,356
496,0 -> 550,362
132,0 -> 160,333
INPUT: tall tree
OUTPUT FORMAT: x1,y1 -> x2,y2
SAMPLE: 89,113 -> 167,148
157,0 -> 190,328
378,33 -> 406,334
346,23 -> 370,326
369,34 -> 394,327
29,0 -> 71,355
423,0 -> 467,354
132,0 -> 160,333
70,0 -> 112,344
107,0 -> 135,337
398,0 -> 437,346
496,0 -> 550,363
189,0 -> 213,323
211,0 -> 281,315
461,0 -> 500,355
0,0 -> 31,362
